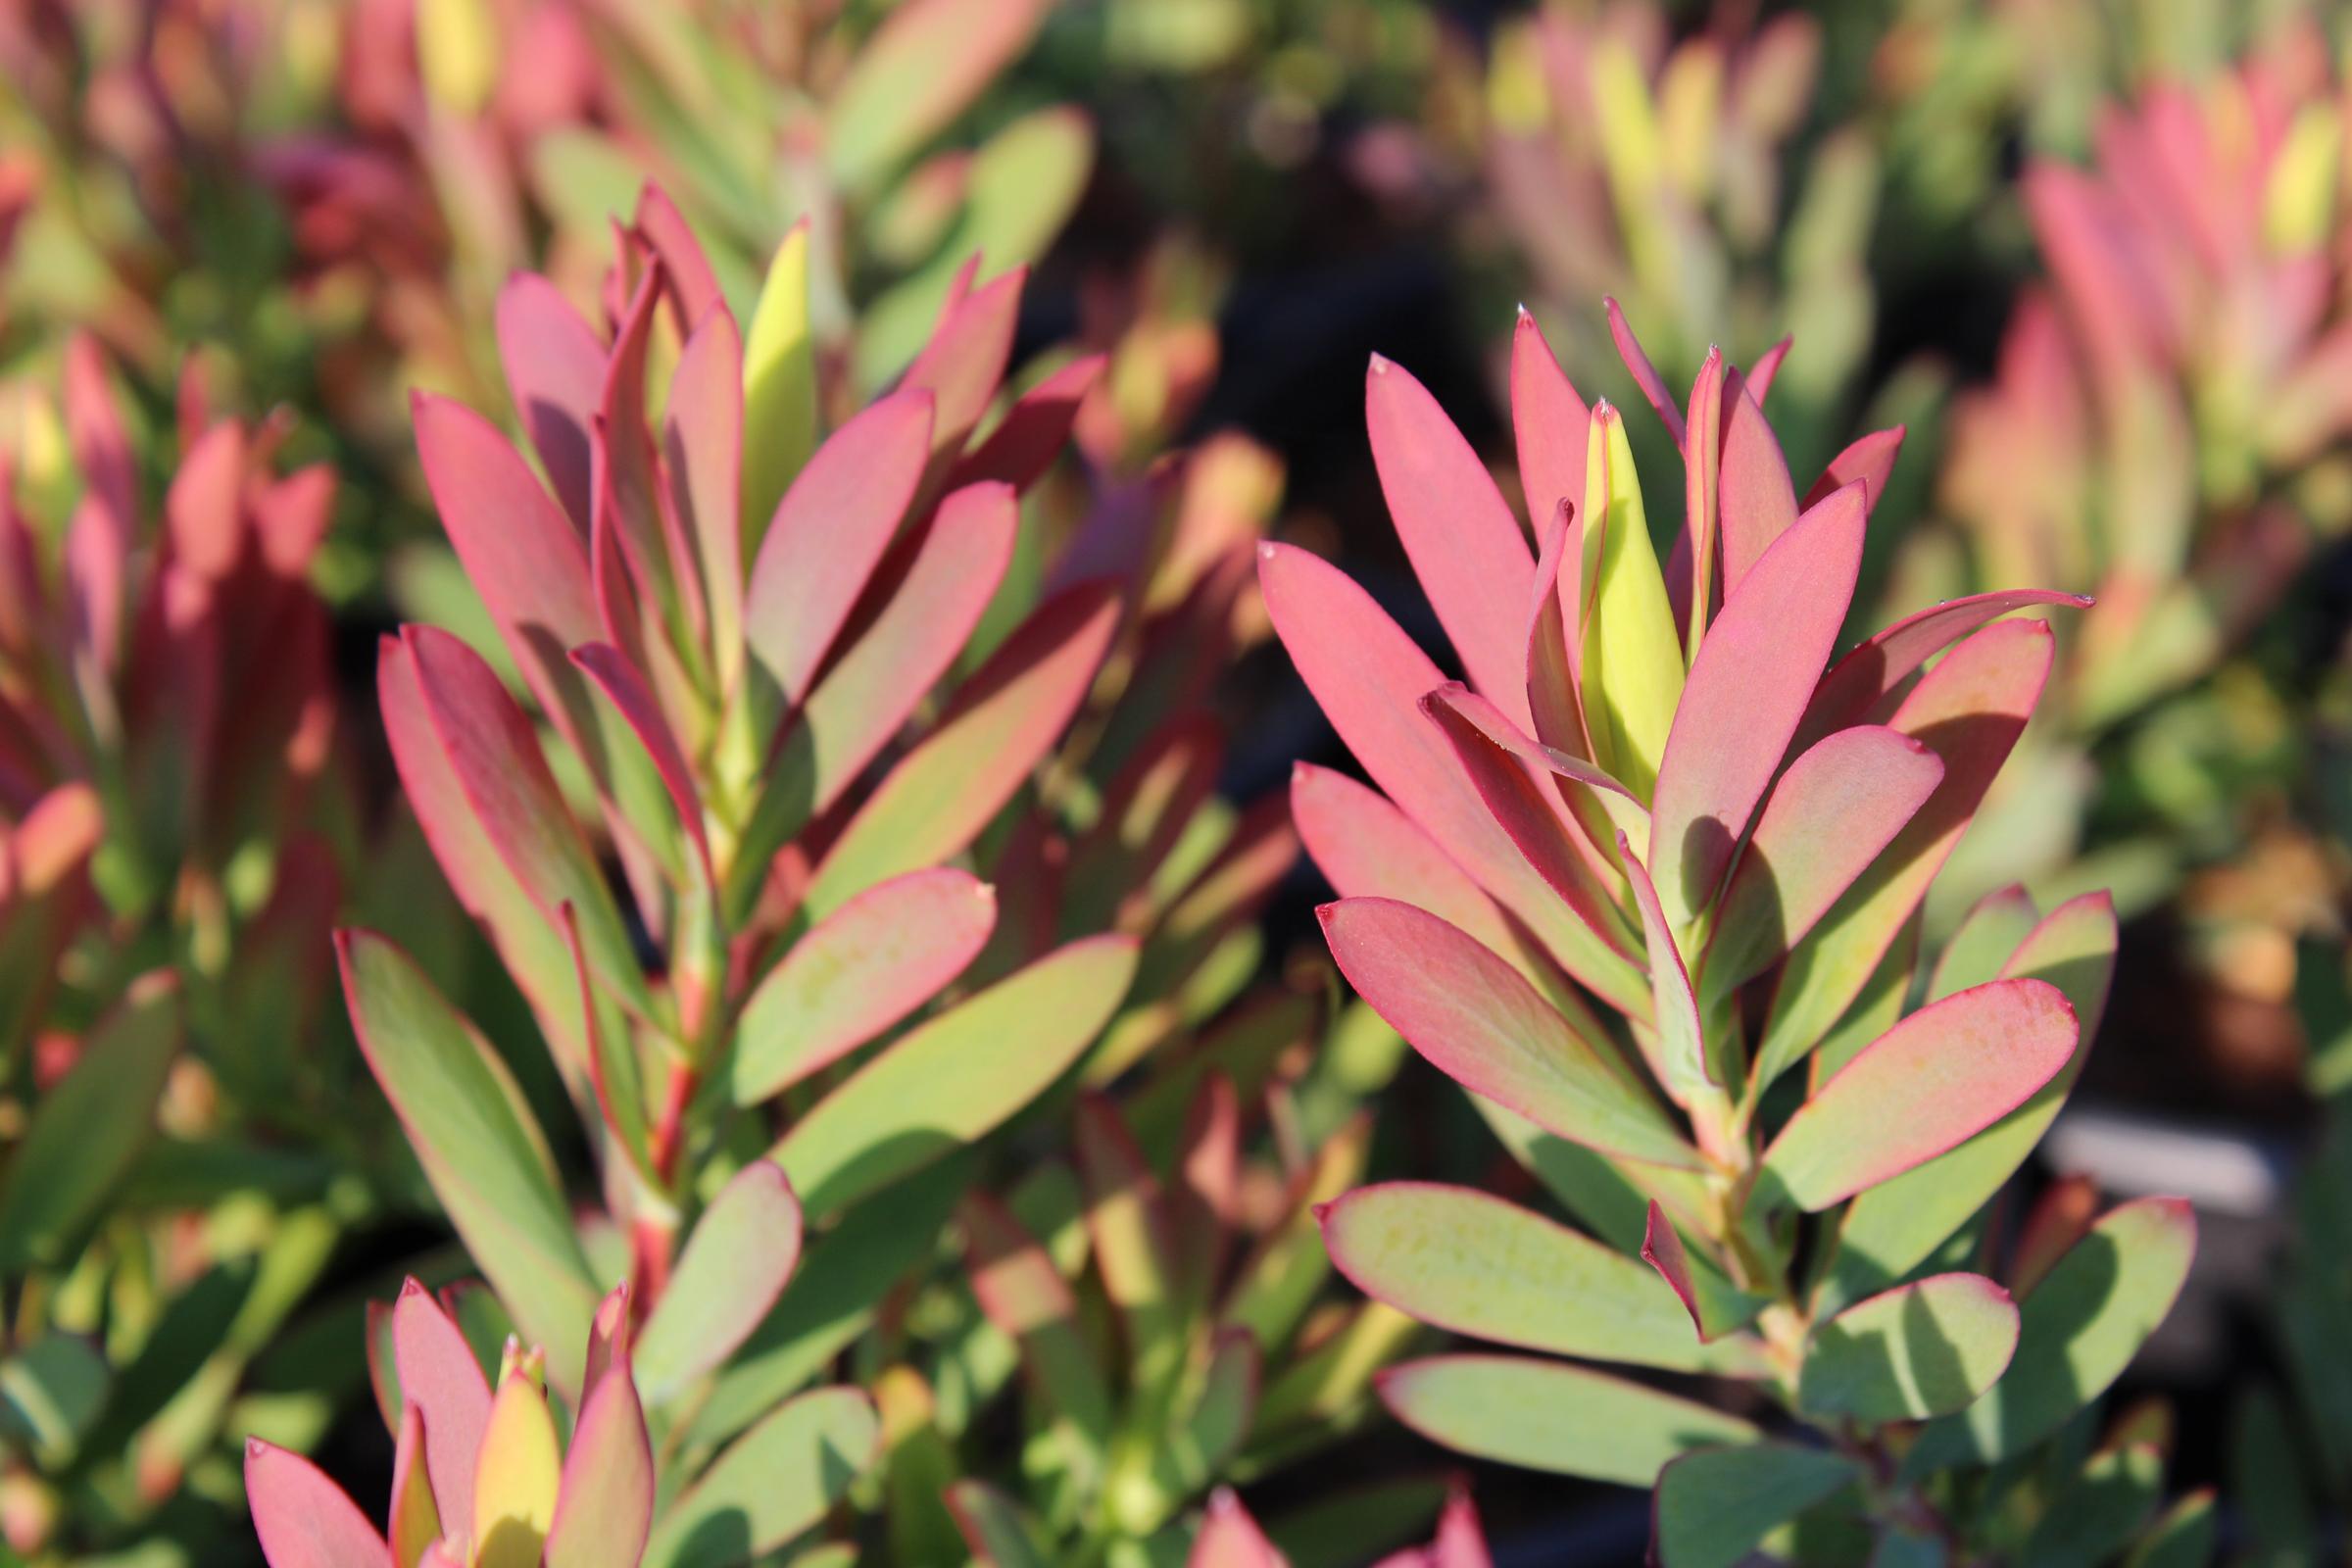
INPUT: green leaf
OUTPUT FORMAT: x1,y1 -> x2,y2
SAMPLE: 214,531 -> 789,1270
1321,1184 -> 1767,1376
337,931 -> 599,1385
644,1387 -> 877,1568
0,1335 -> 110,1466
1577,402 -> 1685,797
2122,1492 -> 2216,1568
1652,1443 -> 1863,1568
0,977 -> 177,1271
824,0 -> 1055,193
1378,1354 -> 1755,1486
1908,1198 -> 2195,1470
774,936 -> 1137,1218
945,1480 -> 1052,1568
2021,1444 -> 2163,1568
633,1163 -> 804,1403
2225,1387 -> 2314,1567
740,224 -> 816,550
1798,1274 -> 2019,1421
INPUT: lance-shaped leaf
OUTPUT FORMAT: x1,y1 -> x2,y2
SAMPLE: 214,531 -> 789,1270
1604,300 -> 1687,448
1678,349 -> 1726,654
635,1163 -> 804,1400
543,1362 -> 654,1568
808,580 -> 1120,917
2011,1175 -> 2101,1298
473,1365 -> 561,1568
1076,1097 -> 1184,1396
633,185 -> 720,328
1648,482 -> 1865,925
1619,832 -> 1717,1102
962,1195 -> 1115,1452
644,1387 -> 879,1568
825,0 -> 1054,192
745,390 -> 934,705
663,306 -> 746,693
1650,1444 -> 1863,1568
339,932 -> 599,1378
0,977 -> 176,1272
495,274 -> 605,536
1928,885 -> 2042,1002
726,482 -> 1017,921
1701,726 -> 1942,1002
1908,1199 -> 2195,1469
1821,894 -> 2119,1313
405,627 -> 650,1016
901,268 -> 1025,466
1512,309 -> 1590,531
571,642 -> 711,886
742,224 -> 816,546
1803,426 -> 1905,512
1578,404 -> 1685,797
1754,618 -> 2053,1087
246,1440 -> 391,1568
1714,370 -> 1798,599
1798,1274 -> 2020,1421
1641,1201 -> 1768,1344
1366,354 -> 1535,724
774,935 -> 1138,1218
952,354 -> 1105,492
1321,1185 -> 1766,1375
1188,1489 -> 1285,1568
1758,978 -> 2076,1211
1791,590 -> 2091,756
1152,1329 -> 1259,1503
595,267 -> 703,653
1260,542 -> 1637,1006
389,1406 -> 440,1567
1745,340 -> 1791,405
732,868 -> 996,1103
1378,1354 -> 1755,1486
1320,899 -> 1696,1169
393,1280 -> 491,1539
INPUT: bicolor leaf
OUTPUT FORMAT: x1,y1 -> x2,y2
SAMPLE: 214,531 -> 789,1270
961,1195 -> 1115,1449
472,1368 -> 560,1568
1792,590 -> 2090,756
643,1387 -> 878,1568
635,1163 -> 804,1400
1378,1354 -> 1755,1486
543,1361 -> 654,1568
391,1280 -> 490,1541
495,274 -> 605,537
1799,1274 -> 2020,1420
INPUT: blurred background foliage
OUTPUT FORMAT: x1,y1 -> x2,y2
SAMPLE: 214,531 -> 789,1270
0,0 -> 2349,1562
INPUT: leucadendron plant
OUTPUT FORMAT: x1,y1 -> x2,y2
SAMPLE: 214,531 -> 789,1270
1266,307 -> 2198,1564
0,341 -> 372,1562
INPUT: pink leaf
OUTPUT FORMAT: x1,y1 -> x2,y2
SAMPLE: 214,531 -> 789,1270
1791,590 -> 2092,755
1604,300 -> 1687,448
1511,308 -> 1591,532
495,274 -> 606,536
1319,897 -> 1696,1169
1366,354 -> 1537,725
1760,978 -> 2078,1210
1678,349 -> 1726,649
594,265 -> 705,645
246,1439 -> 391,1568
662,306 -> 747,694
1641,1200 -> 1703,1340
1188,1489 -> 1288,1568
166,422 -> 248,582
903,267 -> 1026,468
745,391 -> 935,704
543,1360 -> 654,1568
1703,725 -> 1943,999
64,332 -> 136,537
391,1279 -> 491,1536
1714,369 -> 1797,598
1648,482 -> 1866,925
633,183 -> 721,329
1803,425 -> 1905,513
951,354 -> 1105,492
1745,338 -> 1792,406
570,642 -> 711,886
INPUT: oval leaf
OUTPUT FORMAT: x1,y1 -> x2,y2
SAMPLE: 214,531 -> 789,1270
634,1163 -> 805,1400
643,1387 -> 879,1568
1378,1354 -> 1755,1486
1799,1274 -> 2020,1421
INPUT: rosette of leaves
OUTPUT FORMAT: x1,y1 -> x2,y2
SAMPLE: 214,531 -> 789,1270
0,341 -> 371,1562
1262,305 -> 2199,1563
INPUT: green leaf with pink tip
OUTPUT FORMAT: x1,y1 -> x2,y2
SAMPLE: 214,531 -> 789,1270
1790,590 -> 2092,758
391,1282 -> 490,1536
1365,354 -> 1536,726
643,1387 -> 879,1568
1618,831 -> 1719,1103
494,275 -> 604,537
388,1406 -> 438,1568
1820,893 -> 2119,1313
571,641 -> 712,887
1511,310 -> 1591,534
1578,405 -> 1685,798
1713,369 -> 1797,600
1260,542 -> 1639,1007
962,1194 -> 1115,1454
1799,1274 -> 2020,1420
808,580 -> 1121,916
744,391 -> 934,706
1759,977 -> 2077,1212
732,868 -> 995,1104
1701,725 -> 1943,1004
1648,482 -> 1866,926
724,482 -> 1018,924
1753,617 -> 2054,1088
1906,1199 -> 2196,1469
405,627 -> 652,1018
1320,898 -> 1696,1170
1641,1201 -> 1767,1343
245,1440 -> 391,1568
1321,1184 -> 1767,1375
340,932 -> 599,1382
774,936 -> 1138,1218
1651,1444 -> 1863,1568
543,1362 -> 653,1568
1379,1354 -> 1755,1486
635,1163 -> 805,1401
